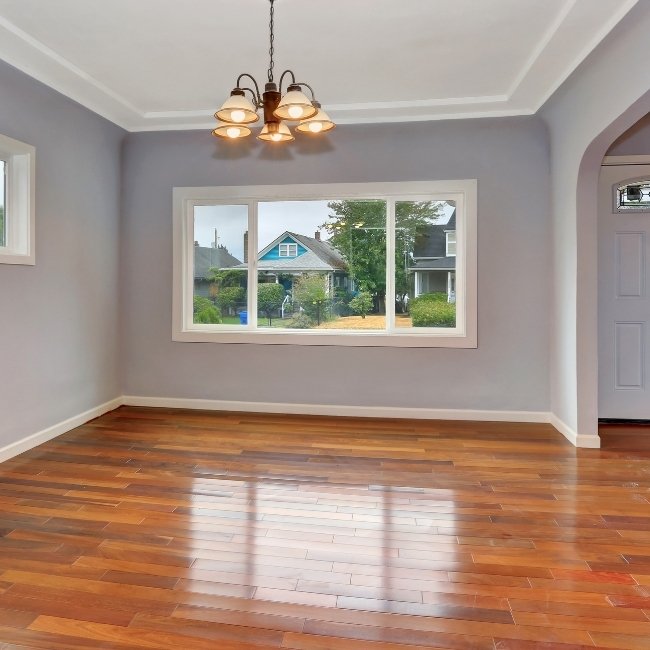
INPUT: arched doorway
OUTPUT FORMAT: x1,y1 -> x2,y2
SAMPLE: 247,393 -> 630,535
575,92 -> 650,439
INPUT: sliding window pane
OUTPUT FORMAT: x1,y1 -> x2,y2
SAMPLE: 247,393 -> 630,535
396,200 -> 456,329
257,199 -> 386,330
193,205 -> 248,325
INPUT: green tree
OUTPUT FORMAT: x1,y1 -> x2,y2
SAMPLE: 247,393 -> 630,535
257,283 -> 285,326
207,268 -> 247,308
215,286 -> 246,315
322,200 -> 443,312
293,273 -> 328,325
207,268 -> 247,288
193,296 -> 222,324
349,291 -> 373,319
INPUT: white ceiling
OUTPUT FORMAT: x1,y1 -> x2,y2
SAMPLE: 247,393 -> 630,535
0,0 -> 638,131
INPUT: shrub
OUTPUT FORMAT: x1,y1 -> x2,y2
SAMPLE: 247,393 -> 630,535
257,283 -> 285,325
348,291 -> 373,318
215,286 -> 246,313
410,294 -> 455,327
193,296 -> 222,324
413,291 -> 448,304
293,274 -> 328,323
286,312 -> 313,329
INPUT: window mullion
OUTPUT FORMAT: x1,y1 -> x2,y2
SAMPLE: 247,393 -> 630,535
186,200 -> 197,331
2,159 -> 10,249
386,198 -> 396,331
248,200 -> 258,330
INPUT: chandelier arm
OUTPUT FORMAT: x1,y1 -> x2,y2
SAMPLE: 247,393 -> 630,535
240,87 -> 262,107
236,73 -> 263,103
278,69 -> 296,94
293,82 -> 317,102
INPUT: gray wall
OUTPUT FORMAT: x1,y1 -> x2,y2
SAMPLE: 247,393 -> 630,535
121,118 -> 551,412
540,2 -> 650,437
0,61 -> 125,448
607,113 -> 650,156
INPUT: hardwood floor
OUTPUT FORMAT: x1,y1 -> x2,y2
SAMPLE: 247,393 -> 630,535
0,407 -> 649,649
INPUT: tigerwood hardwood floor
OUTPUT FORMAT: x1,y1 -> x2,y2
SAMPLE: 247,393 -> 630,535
0,408 -> 649,649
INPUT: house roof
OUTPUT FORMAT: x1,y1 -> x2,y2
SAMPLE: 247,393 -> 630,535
412,209 -> 456,260
409,256 -> 456,271
289,232 -> 347,271
194,246 -> 242,279
252,231 -> 347,273
258,250 -> 342,273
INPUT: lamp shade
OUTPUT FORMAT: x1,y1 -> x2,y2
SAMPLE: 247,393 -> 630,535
258,121 -> 294,142
212,121 -> 252,139
296,104 -> 335,134
215,90 -> 259,124
273,86 -> 318,121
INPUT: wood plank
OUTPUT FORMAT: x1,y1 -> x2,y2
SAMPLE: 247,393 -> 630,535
0,406 -> 646,648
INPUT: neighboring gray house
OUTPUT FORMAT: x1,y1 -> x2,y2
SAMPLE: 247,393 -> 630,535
193,243 -> 242,297
408,209 -> 456,302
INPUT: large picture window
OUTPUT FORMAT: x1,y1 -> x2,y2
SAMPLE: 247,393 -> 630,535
173,181 -> 477,347
0,133 -> 35,265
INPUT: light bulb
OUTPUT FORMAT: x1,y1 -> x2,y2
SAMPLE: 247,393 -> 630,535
226,127 -> 241,138
308,121 -> 323,133
271,132 -> 282,142
230,109 -> 246,123
288,105 -> 304,119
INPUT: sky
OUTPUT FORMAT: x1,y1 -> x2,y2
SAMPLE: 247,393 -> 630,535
194,201 -> 335,262
194,199 -> 454,262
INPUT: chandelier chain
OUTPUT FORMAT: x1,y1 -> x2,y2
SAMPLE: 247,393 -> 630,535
267,0 -> 275,83
213,0 -> 335,142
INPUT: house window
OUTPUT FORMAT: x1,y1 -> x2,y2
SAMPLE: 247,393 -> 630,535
279,243 -> 298,257
616,180 -> 650,211
173,180 -> 477,347
446,230 -> 457,256
0,133 -> 35,265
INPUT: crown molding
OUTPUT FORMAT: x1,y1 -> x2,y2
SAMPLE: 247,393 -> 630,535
0,0 -> 638,132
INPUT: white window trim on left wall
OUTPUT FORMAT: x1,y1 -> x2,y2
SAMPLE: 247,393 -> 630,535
0,133 -> 35,265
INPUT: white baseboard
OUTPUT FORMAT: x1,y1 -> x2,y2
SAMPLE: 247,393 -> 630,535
0,397 -> 123,464
0,396 -> 599,464
548,413 -> 601,448
122,394 -> 550,424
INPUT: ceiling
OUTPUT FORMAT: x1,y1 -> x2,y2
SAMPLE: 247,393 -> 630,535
0,0 -> 638,132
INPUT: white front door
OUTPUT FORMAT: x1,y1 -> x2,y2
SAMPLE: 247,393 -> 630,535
598,164 -> 650,419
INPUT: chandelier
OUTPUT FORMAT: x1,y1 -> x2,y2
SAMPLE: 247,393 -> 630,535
212,0 -> 335,143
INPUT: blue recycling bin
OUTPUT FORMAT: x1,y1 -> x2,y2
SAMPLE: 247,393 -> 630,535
239,311 -> 248,325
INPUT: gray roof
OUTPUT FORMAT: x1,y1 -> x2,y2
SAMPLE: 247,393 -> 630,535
238,231 -> 348,273
288,232 -> 347,271
409,256 -> 456,271
412,209 -> 456,259
194,246 -> 242,279
257,250 -> 342,272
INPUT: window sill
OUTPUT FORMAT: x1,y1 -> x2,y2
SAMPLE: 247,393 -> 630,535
173,327 -> 477,348
0,249 -> 35,265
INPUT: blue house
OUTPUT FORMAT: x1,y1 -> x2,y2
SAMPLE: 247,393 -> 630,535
252,231 -> 350,296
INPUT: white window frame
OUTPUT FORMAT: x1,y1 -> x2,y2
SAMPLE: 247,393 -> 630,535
279,242 -> 298,257
446,230 -> 457,257
173,180 -> 477,348
0,133 -> 35,265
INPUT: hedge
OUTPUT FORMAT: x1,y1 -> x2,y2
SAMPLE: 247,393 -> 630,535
193,296 -> 222,324
410,293 -> 455,327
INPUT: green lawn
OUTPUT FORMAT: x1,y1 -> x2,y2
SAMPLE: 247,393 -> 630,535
221,315 -> 288,328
